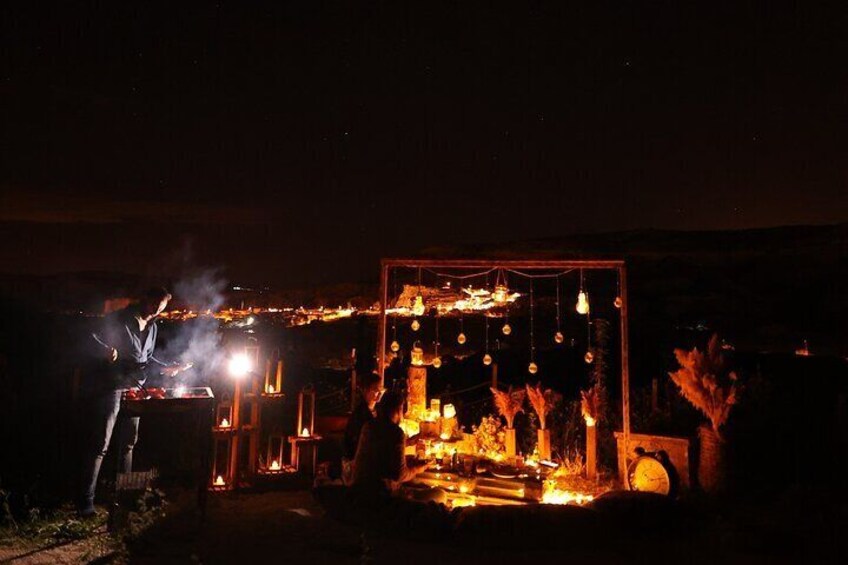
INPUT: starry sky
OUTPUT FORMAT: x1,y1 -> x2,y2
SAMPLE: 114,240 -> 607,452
1,1 -> 846,287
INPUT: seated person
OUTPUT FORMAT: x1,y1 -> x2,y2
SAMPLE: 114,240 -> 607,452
352,390 -> 428,492
341,372 -> 383,484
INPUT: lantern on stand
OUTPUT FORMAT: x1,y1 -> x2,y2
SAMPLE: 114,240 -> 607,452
210,435 -> 235,491
214,394 -> 234,430
289,386 -> 321,476
263,357 -> 285,397
258,433 -> 288,475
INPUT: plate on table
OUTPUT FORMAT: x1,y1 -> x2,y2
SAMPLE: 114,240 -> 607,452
490,466 -> 519,479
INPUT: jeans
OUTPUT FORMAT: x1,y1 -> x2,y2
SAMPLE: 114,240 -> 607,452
80,389 -> 139,510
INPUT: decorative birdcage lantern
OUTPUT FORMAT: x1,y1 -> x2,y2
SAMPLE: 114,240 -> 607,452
258,433 -> 287,475
262,357 -> 284,397
297,385 -> 317,438
210,436 -> 234,491
411,341 -> 424,366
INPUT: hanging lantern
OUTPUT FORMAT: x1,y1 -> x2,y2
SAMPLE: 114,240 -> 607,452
492,284 -> 509,304
411,341 -> 424,366
390,340 -> 400,352
584,351 -> 594,364
554,331 -> 564,344
411,319 -> 421,331
412,294 -> 426,317
432,356 -> 442,369
502,323 -> 512,336
614,296 -> 623,309
528,362 -> 538,374
576,291 -> 590,315
297,385 -> 317,438
457,332 -> 467,345
483,353 -> 493,366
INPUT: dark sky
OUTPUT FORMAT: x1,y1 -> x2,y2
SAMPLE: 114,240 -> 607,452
1,1 -> 846,287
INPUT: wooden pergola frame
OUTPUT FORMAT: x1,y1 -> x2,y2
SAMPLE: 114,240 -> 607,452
376,258 -> 631,442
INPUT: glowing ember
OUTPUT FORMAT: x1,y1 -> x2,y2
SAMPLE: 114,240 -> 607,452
214,475 -> 226,487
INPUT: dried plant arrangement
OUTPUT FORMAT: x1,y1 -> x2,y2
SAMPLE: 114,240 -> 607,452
580,386 -> 600,427
669,334 -> 739,438
490,386 -> 525,429
526,382 -> 560,430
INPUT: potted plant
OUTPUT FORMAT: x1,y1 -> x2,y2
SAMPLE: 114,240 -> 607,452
669,334 -> 739,493
526,382 -> 560,461
490,386 -> 525,459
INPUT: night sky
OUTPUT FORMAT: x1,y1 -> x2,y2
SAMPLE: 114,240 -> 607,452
1,2 -> 846,287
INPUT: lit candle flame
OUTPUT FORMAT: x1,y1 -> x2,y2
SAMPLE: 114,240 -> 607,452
270,460 -> 280,471
220,418 -> 230,428
214,475 -> 225,486
300,427 -> 309,437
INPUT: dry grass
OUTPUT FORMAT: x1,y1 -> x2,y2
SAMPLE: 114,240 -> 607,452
490,386 -> 525,429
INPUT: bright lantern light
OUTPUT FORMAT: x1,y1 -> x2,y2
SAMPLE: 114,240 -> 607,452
614,296 -> 623,309
228,353 -> 252,378
270,460 -> 280,471
576,291 -> 590,315
502,323 -> 512,336
457,332 -> 466,345
483,353 -> 493,366
411,319 -> 421,332
528,362 -> 538,374
390,340 -> 400,352
412,294 -> 426,316
554,331 -> 564,344
584,351 -> 594,364
432,356 -> 442,369
301,427 -> 310,437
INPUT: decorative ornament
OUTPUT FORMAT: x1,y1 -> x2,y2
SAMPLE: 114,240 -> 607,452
483,353 -> 493,366
457,332 -> 467,345
554,331 -> 564,344
528,362 -> 538,375
411,319 -> 420,331
614,296 -> 623,309
584,351 -> 594,364
390,340 -> 400,352
502,323 -> 512,336
432,356 -> 442,369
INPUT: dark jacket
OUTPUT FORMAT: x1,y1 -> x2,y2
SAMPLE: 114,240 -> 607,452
352,418 -> 417,491
343,398 -> 374,460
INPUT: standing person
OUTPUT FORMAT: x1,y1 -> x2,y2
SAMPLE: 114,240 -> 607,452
352,391 -> 428,493
342,372 -> 382,484
79,287 -> 191,516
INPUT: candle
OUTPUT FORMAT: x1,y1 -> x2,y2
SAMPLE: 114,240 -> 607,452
270,460 -> 280,471
220,418 -> 230,428
214,475 -> 225,486
443,404 -> 456,419
301,427 -> 310,437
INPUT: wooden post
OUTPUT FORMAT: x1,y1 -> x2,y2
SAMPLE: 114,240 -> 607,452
377,262 -> 390,388
586,423 -> 597,480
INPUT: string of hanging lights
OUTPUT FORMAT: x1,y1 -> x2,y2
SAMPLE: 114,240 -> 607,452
585,313 -> 594,364
554,274 -> 565,344
528,280 -> 538,374
614,270 -> 623,309
432,314 -> 442,368
483,315 -> 492,366
390,276 -> 400,352
457,313 -> 466,344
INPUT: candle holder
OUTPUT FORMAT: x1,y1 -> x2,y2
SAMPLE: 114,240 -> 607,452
210,436 -> 234,491
297,385 -> 317,438
262,358 -> 285,398
258,433 -> 291,475
213,394 -> 235,431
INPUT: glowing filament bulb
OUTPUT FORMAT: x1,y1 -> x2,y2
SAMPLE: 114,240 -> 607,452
483,353 -> 493,366
576,291 -> 590,315
390,340 -> 400,352
412,294 -> 426,316
584,351 -> 594,364
502,323 -> 512,336
411,319 -> 421,331
554,331 -> 564,344
614,296 -> 623,309
528,362 -> 538,374
457,332 -> 466,345
432,356 -> 442,369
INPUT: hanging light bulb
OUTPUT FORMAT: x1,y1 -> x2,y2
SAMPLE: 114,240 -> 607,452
554,331 -> 565,344
576,291 -> 590,315
483,353 -> 493,366
457,332 -> 466,345
411,319 -> 420,331
390,340 -> 400,352
584,351 -> 594,364
432,356 -> 442,369
502,323 -> 512,336
412,294 -> 426,317
614,296 -> 623,309
528,362 -> 538,374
